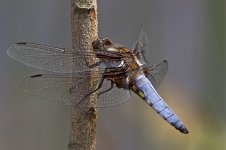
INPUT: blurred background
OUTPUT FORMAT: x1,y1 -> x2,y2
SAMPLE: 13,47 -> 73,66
0,0 -> 225,149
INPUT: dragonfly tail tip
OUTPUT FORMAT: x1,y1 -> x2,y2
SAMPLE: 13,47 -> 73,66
179,125 -> 189,134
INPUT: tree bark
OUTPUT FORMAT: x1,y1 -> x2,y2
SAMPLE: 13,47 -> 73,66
68,0 -> 98,150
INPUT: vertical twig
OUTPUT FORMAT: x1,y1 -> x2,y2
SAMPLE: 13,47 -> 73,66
68,0 -> 98,150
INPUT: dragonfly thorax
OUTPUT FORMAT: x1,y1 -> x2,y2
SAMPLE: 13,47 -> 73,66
104,60 -> 125,69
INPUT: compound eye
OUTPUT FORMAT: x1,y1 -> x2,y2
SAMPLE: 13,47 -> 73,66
103,38 -> 113,46
92,39 -> 104,49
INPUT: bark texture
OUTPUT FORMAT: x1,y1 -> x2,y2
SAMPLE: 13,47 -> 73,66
68,0 -> 98,150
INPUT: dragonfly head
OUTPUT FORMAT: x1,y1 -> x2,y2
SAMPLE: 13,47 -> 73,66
92,38 -> 113,49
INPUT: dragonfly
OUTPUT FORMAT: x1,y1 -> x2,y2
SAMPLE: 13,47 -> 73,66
7,30 -> 189,134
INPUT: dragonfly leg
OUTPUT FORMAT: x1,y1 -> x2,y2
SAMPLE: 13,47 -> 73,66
77,77 -> 105,106
84,58 -> 103,68
98,81 -> 114,96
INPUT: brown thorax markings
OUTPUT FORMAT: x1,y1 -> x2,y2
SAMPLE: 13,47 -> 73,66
91,38 -> 144,89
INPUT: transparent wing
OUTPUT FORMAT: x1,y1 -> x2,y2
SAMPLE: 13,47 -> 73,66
133,30 -> 168,88
7,42 -> 101,73
132,29 -> 149,65
21,72 -> 131,107
77,79 -> 131,107
144,60 -> 168,89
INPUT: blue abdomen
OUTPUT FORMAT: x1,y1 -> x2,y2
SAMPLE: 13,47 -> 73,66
131,74 -> 188,134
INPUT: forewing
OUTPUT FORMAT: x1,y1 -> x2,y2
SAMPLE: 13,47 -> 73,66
132,29 -> 149,65
145,60 -> 168,89
133,31 -> 168,88
7,42 -> 99,73
21,72 -> 130,107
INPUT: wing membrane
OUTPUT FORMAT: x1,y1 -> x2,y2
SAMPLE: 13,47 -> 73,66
21,72 -> 131,107
132,29 -> 149,65
77,79 -> 131,107
133,30 -> 168,88
144,60 -> 168,89
7,42 -> 100,73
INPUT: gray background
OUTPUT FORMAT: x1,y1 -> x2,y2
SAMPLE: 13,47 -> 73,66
0,0 -> 225,150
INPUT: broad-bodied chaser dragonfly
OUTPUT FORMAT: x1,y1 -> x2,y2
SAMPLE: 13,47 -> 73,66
7,30 -> 189,134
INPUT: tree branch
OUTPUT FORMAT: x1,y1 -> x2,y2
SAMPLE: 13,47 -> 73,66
68,0 -> 98,150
